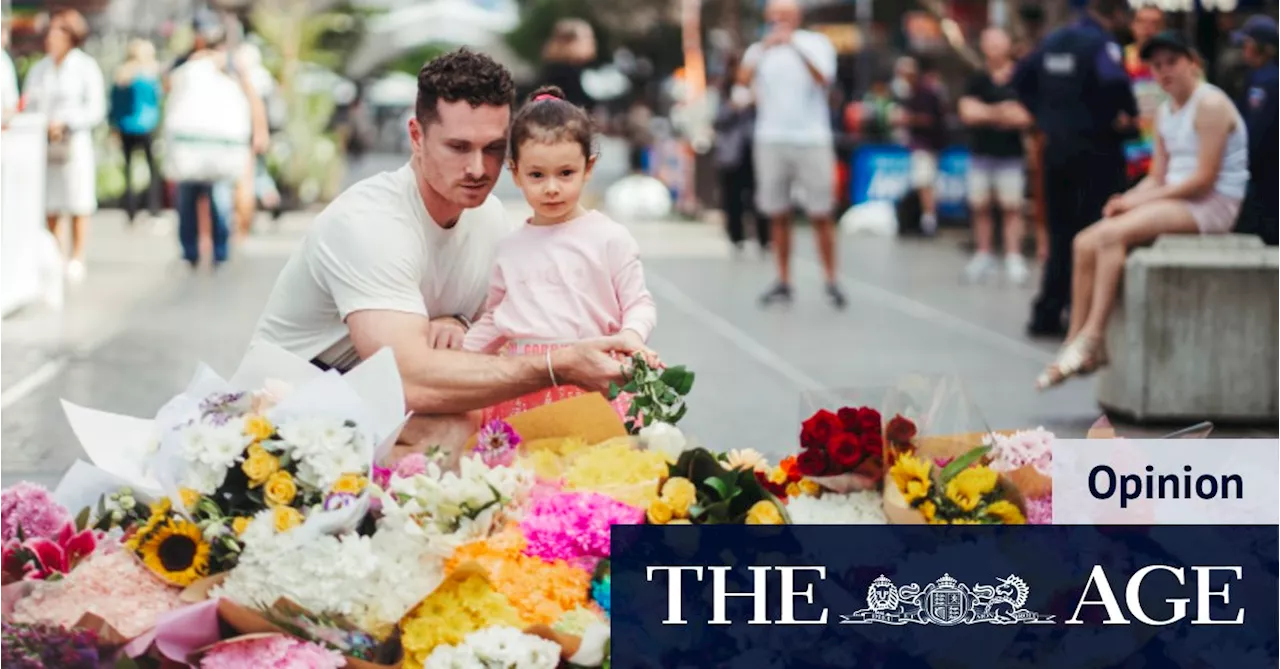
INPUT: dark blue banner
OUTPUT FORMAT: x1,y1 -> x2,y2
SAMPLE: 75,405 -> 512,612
610,525 -> 1278,668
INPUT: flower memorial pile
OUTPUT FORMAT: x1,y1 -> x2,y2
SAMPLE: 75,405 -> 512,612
796,406 -> 885,492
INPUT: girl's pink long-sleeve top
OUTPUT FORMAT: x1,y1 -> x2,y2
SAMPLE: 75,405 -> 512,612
462,211 -> 657,353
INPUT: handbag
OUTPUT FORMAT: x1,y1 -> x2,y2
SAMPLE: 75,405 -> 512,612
162,57 -> 251,182
46,134 -> 71,164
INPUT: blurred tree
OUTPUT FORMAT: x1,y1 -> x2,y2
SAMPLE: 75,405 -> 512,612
384,43 -> 450,77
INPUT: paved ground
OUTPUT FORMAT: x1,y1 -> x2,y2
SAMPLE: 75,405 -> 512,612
4,150 -> 1275,490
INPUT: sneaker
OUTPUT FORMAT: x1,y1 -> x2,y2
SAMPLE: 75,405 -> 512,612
65,258 -> 86,284
963,252 -> 998,283
759,282 -> 793,306
1005,253 -> 1030,286
920,213 -> 938,236
825,282 -> 847,309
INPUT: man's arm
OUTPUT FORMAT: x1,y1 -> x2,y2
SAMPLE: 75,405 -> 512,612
958,96 -> 992,126
788,33 -> 836,87
736,43 -> 762,86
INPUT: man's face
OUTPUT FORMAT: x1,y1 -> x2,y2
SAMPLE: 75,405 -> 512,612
981,27 -> 1011,63
766,1 -> 802,32
1132,8 -> 1164,46
1242,39 -> 1264,67
409,99 -> 510,210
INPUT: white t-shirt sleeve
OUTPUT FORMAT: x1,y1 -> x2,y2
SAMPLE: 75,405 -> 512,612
793,32 -> 837,84
309,210 -> 427,321
742,43 -> 763,70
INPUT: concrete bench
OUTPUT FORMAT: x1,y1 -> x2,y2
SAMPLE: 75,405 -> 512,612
1097,233 -> 1279,424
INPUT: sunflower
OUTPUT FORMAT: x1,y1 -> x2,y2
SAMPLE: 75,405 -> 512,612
136,518 -> 211,586
889,453 -> 933,504
983,500 -> 1026,524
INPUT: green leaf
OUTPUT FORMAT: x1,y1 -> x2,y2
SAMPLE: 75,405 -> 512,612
622,381 -> 639,393
75,506 -> 92,532
660,367 -> 695,395
939,445 -> 993,482
607,382 -> 621,400
114,657 -> 143,669
704,476 -> 731,501
688,504 -> 705,520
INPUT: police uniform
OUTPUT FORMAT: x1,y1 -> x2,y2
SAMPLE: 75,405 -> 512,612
1233,61 -> 1274,245
1014,15 -> 1136,335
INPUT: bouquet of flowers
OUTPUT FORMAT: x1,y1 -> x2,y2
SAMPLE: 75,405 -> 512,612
422,626 -> 562,669
646,448 -> 788,525
607,354 -> 695,434
196,634 -> 345,669
398,565 -> 526,667
794,405 -> 886,493
985,427 -> 1054,499
885,449 -> 1026,524
2,520 -> 98,582
1,623 -> 101,669
518,490 -> 643,564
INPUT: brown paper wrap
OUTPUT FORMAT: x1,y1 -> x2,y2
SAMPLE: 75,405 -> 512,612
180,572 -> 403,668
465,393 -> 627,452
882,432 -> 1028,525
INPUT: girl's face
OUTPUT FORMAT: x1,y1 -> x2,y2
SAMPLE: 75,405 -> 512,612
511,139 -> 594,224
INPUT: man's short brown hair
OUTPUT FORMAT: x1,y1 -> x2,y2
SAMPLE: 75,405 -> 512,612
50,8 -> 89,48
415,48 -> 515,126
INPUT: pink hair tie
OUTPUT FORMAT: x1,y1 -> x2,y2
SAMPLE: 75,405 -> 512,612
534,93 -> 558,102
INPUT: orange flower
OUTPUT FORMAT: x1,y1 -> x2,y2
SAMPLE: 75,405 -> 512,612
780,455 -> 800,480
445,530 -> 591,625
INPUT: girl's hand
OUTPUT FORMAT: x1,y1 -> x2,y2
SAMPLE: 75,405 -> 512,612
1103,194 -> 1133,219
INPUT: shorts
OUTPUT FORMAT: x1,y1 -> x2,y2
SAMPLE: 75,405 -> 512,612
1180,191 -> 1243,235
909,150 -> 938,189
968,156 -> 1026,209
753,143 -> 835,217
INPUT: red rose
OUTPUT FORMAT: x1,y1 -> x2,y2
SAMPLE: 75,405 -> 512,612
862,432 -> 884,458
836,407 -> 862,433
856,407 -> 882,435
796,447 -> 831,477
755,470 -> 787,498
829,433 -> 863,470
800,410 -> 842,449
886,415 -> 917,445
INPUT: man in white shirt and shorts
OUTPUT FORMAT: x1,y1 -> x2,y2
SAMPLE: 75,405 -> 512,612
740,0 -> 845,309
251,49 -> 641,458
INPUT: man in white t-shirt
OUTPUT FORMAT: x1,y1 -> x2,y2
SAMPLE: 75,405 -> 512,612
739,0 -> 844,309
251,49 -> 641,456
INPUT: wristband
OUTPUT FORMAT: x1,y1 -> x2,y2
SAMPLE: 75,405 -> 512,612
452,314 -> 472,330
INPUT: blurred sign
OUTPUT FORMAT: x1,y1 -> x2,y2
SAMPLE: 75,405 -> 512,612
849,144 -> 969,218
811,23 -> 863,54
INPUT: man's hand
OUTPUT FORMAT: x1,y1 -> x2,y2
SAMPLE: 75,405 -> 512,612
762,26 -> 793,48
48,122 -> 66,143
554,334 -> 649,393
618,329 -> 662,369
426,316 -> 468,350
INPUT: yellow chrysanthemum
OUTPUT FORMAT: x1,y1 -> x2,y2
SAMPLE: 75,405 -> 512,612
135,519 -> 210,587
178,488 -> 201,510
232,516 -> 252,536
241,443 -> 280,487
400,573 -> 523,667
945,467 -> 1000,512
273,505 -> 304,533
745,501 -> 784,525
983,500 -> 1026,524
565,441 -> 668,493
263,471 -> 297,507
660,477 -> 697,518
767,467 -> 789,486
243,414 -> 275,441
798,479 -> 822,497
889,453 -> 933,503
330,473 -> 368,496
647,498 -> 674,525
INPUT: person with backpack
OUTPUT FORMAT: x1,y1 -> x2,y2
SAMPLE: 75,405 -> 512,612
109,39 -> 163,224
164,11 -> 268,270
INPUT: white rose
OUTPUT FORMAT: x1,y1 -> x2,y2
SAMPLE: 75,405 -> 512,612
639,421 -> 687,460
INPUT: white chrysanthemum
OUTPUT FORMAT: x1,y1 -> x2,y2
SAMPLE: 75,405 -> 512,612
786,491 -> 888,525
179,419 -> 251,472
424,626 -> 561,669
183,462 -> 228,495
276,415 -> 371,489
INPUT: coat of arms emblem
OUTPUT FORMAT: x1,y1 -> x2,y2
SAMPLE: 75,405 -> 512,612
841,573 -> 1055,626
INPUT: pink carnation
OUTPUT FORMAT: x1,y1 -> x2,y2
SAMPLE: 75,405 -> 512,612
200,634 -> 343,669
2,483 -> 73,543
393,453 -> 428,479
1024,494 -> 1052,525
10,547 -> 185,638
519,491 -> 643,562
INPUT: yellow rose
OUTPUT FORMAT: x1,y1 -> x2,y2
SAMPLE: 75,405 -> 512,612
798,479 -> 822,497
179,487 -> 201,510
945,467 -> 1000,512
785,482 -> 801,499
919,500 -> 938,523
273,506 -> 303,533
668,519 -> 693,525
647,498 -> 674,525
983,500 -> 1026,524
890,454 -> 933,504
745,501 -> 783,525
232,517 -> 252,536
243,415 -> 275,441
241,444 -> 280,487
767,467 -> 788,486
330,473 -> 368,496
660,477 -> 697,518
263,471 -> 297,507
948,518 -> 981,524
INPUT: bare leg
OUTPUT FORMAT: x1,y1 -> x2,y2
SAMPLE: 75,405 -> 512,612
46,215 -> 61,248
70,215 -> 90,262
771,214 -> 792,285
972,201 -> 994,254
811,214 -> 838,282
919,186 -> 936,220
1077,200 -> 1200,340
1001,207 -> 1025,258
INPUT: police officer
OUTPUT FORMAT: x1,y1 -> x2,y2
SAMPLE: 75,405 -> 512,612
1014,0 -> 1137,338
1233,16 -> 1278,246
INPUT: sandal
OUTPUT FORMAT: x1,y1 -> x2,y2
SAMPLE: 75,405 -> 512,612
1036,335 -> 1108,390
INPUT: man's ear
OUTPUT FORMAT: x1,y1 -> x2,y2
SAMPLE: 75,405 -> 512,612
407,117 -> 424,151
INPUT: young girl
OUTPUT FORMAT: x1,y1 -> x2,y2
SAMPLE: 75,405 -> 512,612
463,85 -> 657,420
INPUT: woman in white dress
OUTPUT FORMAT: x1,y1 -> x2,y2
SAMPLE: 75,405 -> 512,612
1037,31 -> 1250,390
22,9 -> 105,284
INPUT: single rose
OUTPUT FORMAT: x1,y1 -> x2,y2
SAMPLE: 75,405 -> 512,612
243,415 -> 275,442
745,501 -> 784,525
836,407 -> 862,434
856,407 -> 882,435
272,506 -> 303,533
800,410 -> 842,449
829,433 -> 863,470
796,447 -> 831,477
263,471 -> 297,507
241,444 -> 280,488
886,415 -> 918,445
330,473 -> 367,496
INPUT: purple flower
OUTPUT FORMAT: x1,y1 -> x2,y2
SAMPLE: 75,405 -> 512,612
2,622 -> 100,669
1,483 -> 72,543
323,493 -> 359,511
474,420 -> 521,467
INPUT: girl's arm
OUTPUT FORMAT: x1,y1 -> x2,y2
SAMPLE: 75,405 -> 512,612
461,265 -> 509,354
1122,94 -> 1232,208
609,232 -> 657,342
